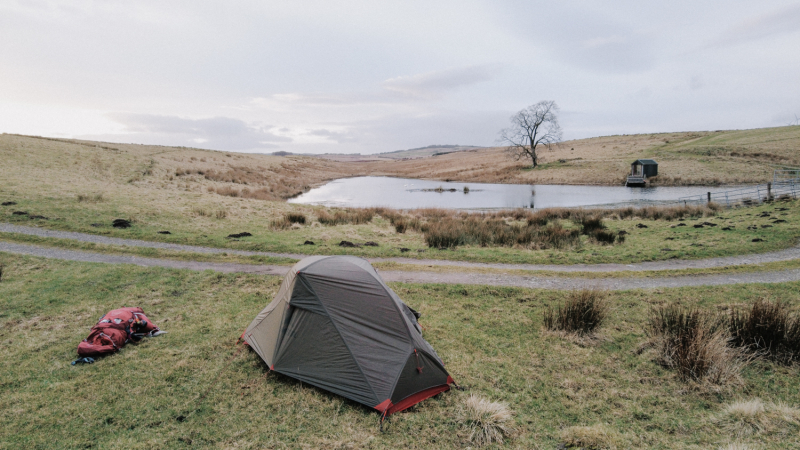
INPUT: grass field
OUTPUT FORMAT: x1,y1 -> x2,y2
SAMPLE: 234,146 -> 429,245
1,254 -> 799,449
3,188 -> 798,265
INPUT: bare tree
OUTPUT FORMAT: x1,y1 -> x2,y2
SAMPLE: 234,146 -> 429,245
499,101 -> 562,168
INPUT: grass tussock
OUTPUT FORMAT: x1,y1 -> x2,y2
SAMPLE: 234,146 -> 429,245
729,298 -> 800,364
560,423 -> 622,450
210,185 -> 275,201
718,442 -> 756,450
533,203 -> 720,222
270,212 -> 307,230
423,216 -> 581,249
285,213 -> 306,225
317,208 -> 376,226
76,193 -> 104,203
358,203 -> 718,249
647,305 -> 746,385
458,394 -> 514,447
713,398 -> 800,438
543,289 -> 608,335
192,207 -> 227,219
717,444 -> 755,450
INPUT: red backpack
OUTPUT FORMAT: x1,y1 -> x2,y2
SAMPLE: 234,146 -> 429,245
77,307 -> 161,357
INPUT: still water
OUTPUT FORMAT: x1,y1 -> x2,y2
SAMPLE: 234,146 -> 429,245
289,176 -> 737,210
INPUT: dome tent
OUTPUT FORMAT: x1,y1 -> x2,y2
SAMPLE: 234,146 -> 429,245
244,255 -> 455,417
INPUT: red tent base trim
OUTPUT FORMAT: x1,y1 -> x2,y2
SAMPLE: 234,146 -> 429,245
374,384 -> 452,417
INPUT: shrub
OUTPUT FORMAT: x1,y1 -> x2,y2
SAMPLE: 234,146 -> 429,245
543,289 -> 608,335
394,219 -> 407,233
729,298 -> 800,364
0,264 -> 4,282
647,305 -> 746,384
458,395 -> 513,447
214,209 -> 227,219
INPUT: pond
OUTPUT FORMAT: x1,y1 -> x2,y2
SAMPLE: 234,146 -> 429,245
289,176 -> 740,210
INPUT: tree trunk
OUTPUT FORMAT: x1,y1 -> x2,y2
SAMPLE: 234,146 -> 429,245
530,146 -> 538,168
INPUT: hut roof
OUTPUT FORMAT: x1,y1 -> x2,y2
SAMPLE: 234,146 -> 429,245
633,159 -> 658,165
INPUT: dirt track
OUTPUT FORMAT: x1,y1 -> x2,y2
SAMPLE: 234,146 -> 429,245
3,224 -> 800,290
4,223 -> 800,272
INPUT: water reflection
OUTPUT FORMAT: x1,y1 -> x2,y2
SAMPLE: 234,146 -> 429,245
289,176 -> 740,210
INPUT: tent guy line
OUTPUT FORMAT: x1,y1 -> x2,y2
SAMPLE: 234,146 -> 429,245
3,222 -> 800,273
2,240 -> 800,291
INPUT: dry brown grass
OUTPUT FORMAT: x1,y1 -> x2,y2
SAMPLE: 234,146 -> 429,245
270,212 -> 308,230
76,193 -> 104,203
717,443 -> 756,450
358,126 -> 800,186
0,134 -> 356,211
544,289 -> 609,335
560,423 -> 622,450
729,298 -> 800,364
458,394 -> 514,447
647,305 -> 748,386
713,398 -> 800,438
317,208 -> 376,226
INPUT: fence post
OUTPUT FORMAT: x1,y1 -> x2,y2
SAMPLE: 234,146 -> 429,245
768,182 -> 772,201
707,192 -> 711,204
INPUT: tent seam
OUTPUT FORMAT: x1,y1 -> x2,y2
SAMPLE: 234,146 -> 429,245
294,270 -> 382,405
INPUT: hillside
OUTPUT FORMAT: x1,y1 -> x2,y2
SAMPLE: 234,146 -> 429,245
360,126 -> 800,186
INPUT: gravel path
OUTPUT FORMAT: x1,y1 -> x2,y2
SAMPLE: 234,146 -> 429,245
3,222 -> 800,272
2,240 -> 800,291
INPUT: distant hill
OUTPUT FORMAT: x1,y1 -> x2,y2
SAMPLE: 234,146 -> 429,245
305,144 -> 485,162
378,145 -> 484,159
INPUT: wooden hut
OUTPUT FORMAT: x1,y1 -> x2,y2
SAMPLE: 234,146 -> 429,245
626,159 -> 658,186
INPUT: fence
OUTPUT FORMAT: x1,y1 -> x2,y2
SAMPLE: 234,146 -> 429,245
774,168 -> 800,185
678,181 -> 798,207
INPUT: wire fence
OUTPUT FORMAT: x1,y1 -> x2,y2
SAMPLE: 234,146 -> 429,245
678,181 -> 798,207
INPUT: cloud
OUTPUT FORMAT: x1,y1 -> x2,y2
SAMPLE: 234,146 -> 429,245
107,113 -> 291,150
252,65 -> 500,108
711,4 -> 800,47
382,65 -> 499,98
556,30 -> 656,73
305,128 -> 359,143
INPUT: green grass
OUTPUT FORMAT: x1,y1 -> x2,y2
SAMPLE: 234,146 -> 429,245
2,192 -> 799,266
0,232 -> 298,266
6,230 -> 800,280
1,253 -> 799,449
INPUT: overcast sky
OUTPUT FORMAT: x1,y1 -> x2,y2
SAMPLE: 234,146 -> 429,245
2,1 -> 799,154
